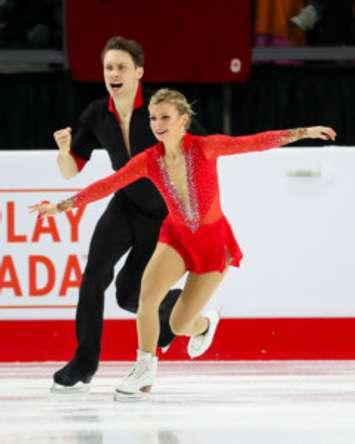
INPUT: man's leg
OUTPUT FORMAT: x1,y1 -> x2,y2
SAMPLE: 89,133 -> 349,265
115,206 -> 181,348
53,196 -> 132,389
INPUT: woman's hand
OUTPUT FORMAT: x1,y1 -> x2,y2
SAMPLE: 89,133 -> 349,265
28,201 -> 59,219
306,126 -> 337,141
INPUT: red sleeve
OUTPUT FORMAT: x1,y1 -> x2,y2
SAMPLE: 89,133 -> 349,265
201,130 -> 291,159
72,151 -> 148,208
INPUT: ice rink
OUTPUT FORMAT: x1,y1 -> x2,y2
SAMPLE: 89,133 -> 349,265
1,361 -> 355,443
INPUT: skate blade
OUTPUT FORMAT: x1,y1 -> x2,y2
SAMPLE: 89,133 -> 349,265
50,382 -> 90,394
113,385 -> 151,402
113,390 -> 143,402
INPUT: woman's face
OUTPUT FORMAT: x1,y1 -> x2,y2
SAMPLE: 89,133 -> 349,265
103,49 -> 143,99
149,102 -> 188,143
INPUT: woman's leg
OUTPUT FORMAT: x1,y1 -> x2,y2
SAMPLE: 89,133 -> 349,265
137,242 -> 186,354
169,269 -> 228,337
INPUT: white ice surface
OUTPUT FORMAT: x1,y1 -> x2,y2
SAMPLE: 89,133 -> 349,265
1,361 -> 355,443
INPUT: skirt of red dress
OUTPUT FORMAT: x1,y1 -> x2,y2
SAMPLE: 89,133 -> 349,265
158,215 -> 243,273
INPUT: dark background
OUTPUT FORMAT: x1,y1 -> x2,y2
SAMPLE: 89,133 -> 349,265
0,0 -> 354,149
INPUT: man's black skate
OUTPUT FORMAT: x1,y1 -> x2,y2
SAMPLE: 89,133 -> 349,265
51,359 -> 97,393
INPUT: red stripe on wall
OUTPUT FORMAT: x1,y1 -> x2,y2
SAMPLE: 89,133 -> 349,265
1,318 -> 355,361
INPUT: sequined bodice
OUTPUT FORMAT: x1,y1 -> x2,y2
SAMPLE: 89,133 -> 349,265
156,151 -> 199,230
72,130 -> 291,231
154,142 -> 211,231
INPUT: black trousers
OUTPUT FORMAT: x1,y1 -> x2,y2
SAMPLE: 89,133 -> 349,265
74,194 -> 179,371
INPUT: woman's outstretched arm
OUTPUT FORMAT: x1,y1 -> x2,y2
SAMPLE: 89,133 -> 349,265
29,151 -> 148,217
201,126 -> 337,159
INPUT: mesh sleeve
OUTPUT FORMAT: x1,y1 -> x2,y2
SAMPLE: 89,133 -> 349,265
72,151 -> 148,208
201,130 -> 292,159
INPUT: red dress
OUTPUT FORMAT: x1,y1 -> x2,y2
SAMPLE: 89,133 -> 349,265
72,131 -> 290,273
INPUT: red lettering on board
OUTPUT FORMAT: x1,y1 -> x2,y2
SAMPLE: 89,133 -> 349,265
0,255 -> 22,296
29,255 -> 55,296
59,254 -> 82,296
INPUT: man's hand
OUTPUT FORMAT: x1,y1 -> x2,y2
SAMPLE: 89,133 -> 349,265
54,127 -> 72,154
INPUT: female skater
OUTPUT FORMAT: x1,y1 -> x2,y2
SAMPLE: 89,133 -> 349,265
30,89 -> 336,398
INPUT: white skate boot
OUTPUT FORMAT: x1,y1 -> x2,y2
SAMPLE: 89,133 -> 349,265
187,310 -> 220,358
114,350 -> 157,400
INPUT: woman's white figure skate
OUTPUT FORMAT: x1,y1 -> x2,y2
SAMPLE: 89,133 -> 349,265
114,350 -> 157,400
187,310 -> 220,358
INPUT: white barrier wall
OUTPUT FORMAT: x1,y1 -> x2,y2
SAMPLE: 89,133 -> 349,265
1,147 -> 355,320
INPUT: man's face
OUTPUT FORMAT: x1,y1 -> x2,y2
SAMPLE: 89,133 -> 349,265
103,49 -> 143,99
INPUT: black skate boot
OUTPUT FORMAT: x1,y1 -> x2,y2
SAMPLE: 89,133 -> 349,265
51,358 -> 97,393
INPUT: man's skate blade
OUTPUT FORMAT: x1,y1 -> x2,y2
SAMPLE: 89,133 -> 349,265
50,382 -> 90,394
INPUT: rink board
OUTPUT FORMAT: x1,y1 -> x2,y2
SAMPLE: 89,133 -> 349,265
1,148 -> 355,360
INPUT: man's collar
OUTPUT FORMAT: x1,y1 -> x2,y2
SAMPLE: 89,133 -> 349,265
108,82 -> 143,121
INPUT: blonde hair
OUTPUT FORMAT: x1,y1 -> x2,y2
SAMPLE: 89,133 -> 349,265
149,88 -> 195,127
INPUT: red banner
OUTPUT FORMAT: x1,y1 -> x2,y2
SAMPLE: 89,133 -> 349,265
66,0 -> 251,82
